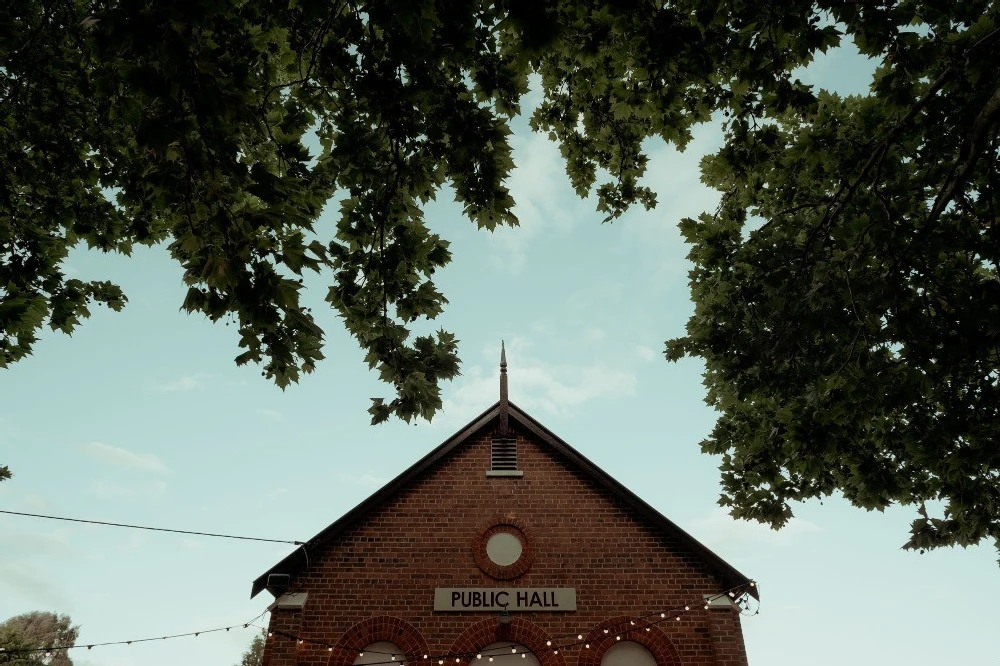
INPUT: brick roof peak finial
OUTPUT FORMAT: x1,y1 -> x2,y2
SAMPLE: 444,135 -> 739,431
499,341 -> 509,436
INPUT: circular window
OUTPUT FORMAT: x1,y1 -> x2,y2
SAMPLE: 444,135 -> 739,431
486,531 -> 523,566
473,518 -> 534,579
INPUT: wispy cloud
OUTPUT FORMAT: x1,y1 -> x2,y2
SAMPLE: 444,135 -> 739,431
439,337 -> 637,426
688,507 -> 821,551
334,472 -> 390,489
0,529 -> 74,559
88,479 -> 169,498
19,493 -> 54,511
487,129 -> 590,273
153,374 -> 208,392
78,442 -> 169,474
0,562 -> 72,608
636,345 -> 656,361
256,408 -> 283,422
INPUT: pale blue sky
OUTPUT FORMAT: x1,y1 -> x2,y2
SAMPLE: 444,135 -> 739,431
2,36 -> 999,666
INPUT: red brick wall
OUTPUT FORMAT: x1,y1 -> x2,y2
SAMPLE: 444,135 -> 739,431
262,420 -> 750,666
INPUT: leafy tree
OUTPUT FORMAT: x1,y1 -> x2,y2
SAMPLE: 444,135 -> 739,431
665,4 -> 1000,558
0,612 -> 78,665
236,630 -> 265,666
3,1 -> 998,554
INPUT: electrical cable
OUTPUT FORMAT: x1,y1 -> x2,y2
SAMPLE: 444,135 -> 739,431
0,610 -> 270,656
0,583 -> 758,659
0,509 -> 306,545
258,581 -> 759,666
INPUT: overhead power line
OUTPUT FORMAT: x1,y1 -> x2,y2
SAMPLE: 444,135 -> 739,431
0,509 -> 306,545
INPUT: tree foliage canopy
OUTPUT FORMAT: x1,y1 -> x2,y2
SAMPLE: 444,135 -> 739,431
0,612 -> 78,666
3,1 -> 999,555
665,3 -> 1000,557
235,630 -> 265,666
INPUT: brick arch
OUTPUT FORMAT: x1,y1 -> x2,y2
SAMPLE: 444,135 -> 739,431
328,616 -> 429,666
448,618 -> 566,666
576,617 -> 681,666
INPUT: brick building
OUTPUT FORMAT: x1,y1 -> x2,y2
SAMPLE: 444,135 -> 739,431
251,351 -> 756,666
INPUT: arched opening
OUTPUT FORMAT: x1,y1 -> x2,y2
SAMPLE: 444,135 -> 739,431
354,641 -> 407,666
477,642 -> 542,666
600,640 -> 658,666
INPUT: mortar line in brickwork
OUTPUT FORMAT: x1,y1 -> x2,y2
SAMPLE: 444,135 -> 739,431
259,581 -> 758,665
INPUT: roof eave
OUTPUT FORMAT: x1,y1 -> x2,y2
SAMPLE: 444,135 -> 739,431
504,404 -> 757,599
251,401 -> 757,601
250,402 -> 502,598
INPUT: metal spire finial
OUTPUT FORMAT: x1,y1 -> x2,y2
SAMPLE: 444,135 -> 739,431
499,341 -> 508,436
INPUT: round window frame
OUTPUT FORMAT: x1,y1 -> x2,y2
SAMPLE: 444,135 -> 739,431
473,516 -> 534,580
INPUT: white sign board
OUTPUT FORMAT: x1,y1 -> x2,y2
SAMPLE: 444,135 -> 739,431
434,588 -> 576,612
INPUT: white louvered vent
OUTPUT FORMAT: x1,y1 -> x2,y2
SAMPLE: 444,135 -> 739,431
491,437 -> 518,471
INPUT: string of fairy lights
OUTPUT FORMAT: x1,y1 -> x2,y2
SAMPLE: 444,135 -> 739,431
255,581 -> 759,666
0,610 -> 270,657
0,584 -> 760,659
0,510 -> 759,660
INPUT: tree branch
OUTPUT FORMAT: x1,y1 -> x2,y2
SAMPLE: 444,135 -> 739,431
927,84 -> 1000,223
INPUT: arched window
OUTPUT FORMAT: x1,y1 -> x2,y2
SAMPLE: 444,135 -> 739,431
478,642 -> 542,666
600,640 -> 657,666
354,641 -> 407,665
